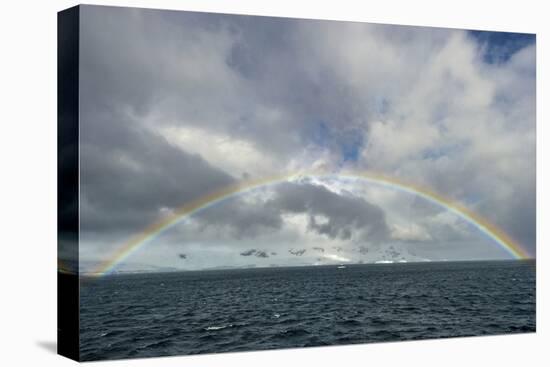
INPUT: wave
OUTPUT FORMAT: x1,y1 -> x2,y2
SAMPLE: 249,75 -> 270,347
204,324 -> 233,331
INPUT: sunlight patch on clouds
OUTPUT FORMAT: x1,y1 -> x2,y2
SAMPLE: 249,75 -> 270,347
390,223 -> 432,242
159,125 -> 280,177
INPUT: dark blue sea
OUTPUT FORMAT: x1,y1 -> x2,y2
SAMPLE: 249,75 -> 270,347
79,260 -> 536,361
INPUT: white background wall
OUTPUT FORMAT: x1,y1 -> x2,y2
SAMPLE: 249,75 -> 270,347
0,1 -> 547,366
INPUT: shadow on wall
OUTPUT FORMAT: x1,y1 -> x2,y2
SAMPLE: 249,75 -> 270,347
36,340 -> 57,354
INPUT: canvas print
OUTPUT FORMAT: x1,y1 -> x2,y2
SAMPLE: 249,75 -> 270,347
58,5 -> 536,361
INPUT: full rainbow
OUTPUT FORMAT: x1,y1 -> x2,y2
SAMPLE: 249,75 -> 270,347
91,170 -> 532,276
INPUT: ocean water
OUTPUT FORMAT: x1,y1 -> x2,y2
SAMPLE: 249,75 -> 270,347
79,260 -> 536,361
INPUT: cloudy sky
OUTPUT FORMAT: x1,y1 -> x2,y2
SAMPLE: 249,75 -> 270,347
76,5 -> 535,272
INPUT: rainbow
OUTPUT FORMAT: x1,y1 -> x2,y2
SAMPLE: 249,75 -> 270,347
91,170 -> 532,276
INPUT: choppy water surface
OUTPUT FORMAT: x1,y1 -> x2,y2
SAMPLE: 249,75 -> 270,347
80,260 -> 535,360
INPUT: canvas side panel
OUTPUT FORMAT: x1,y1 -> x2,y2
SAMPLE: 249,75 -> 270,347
57,5 -> 80,361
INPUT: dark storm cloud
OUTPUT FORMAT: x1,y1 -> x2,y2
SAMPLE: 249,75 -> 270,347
270,182 -> 390,242
185,181 -> 390,244
79,108 -> 235,233
192,197 -> 283,238
479,187 -> 536,252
